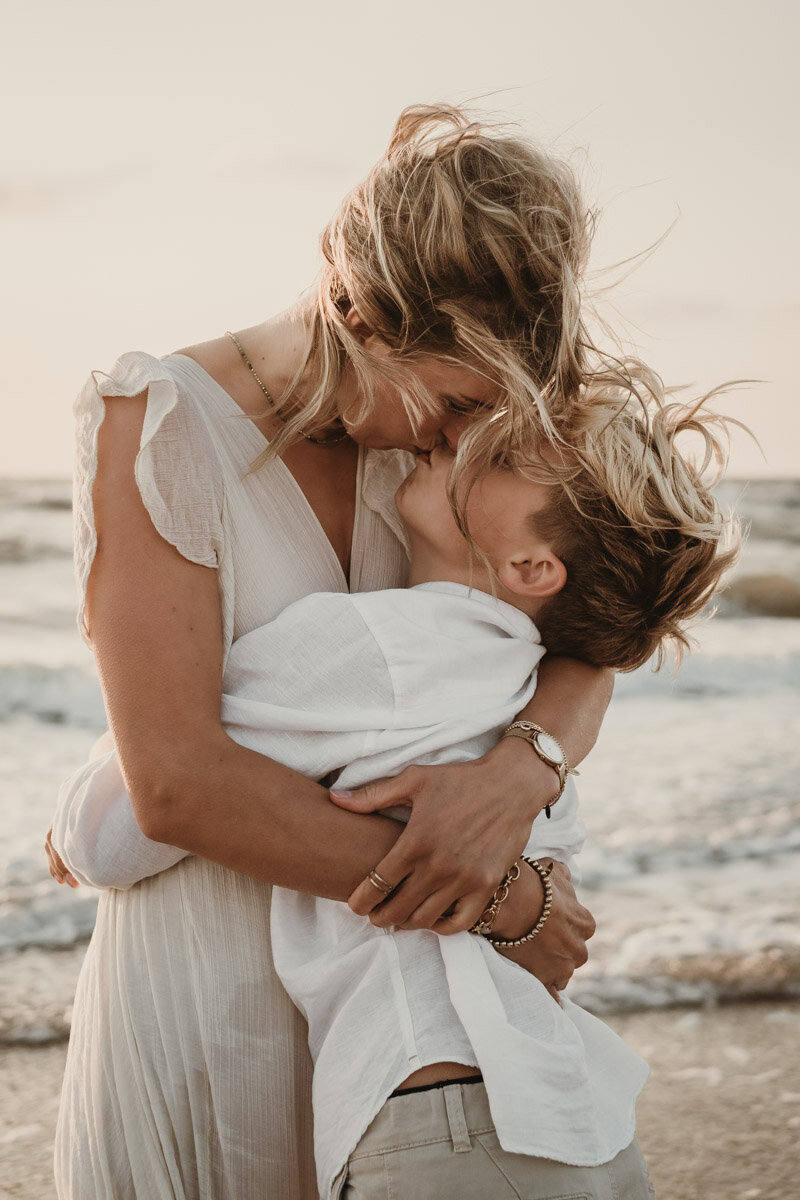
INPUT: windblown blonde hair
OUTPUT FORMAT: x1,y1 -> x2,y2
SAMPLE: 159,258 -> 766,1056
517,378 -> 742,672
254,100 -> 740,671
254,102 -> 596,467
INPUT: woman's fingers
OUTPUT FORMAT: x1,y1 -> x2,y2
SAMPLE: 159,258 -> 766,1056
350,871 -> 487,933
431,895 -> 478,934
348,836 -> 503,931
396,887 -> 475,933
329,769 -> 418,813
44,828 -> 79,887
341,759 -> 546,932
347,858 -> 424,925
349,827 -> 598,1000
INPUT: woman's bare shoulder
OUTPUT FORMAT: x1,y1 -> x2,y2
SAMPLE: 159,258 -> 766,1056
171,328 -> 270,419
171,333 -> 232,377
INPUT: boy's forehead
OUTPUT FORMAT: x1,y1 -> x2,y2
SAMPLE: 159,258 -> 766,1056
470,466 -> 554,525
501,436 -> 569,474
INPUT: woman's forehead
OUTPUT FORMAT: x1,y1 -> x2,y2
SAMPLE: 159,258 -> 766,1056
416,357 -> 498,400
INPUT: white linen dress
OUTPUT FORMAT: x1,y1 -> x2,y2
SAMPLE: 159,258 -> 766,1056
55,351 -> 411,1200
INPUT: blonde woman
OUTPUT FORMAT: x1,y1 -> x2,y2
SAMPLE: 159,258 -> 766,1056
51,106 -> 614,1198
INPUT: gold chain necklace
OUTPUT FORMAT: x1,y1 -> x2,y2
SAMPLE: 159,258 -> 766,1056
225,330 -> 349,447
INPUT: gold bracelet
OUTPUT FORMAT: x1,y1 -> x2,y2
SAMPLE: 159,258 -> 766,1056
480,857 -> 554,948
468,862 -> 522,936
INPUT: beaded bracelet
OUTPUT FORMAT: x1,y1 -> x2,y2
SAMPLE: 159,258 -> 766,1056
468,861 -> 522,936
480,857 -> 554,948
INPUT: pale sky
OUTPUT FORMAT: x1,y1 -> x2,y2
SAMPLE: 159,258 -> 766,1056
2,0 -> 797,478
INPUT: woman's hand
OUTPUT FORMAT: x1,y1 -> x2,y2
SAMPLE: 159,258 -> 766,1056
331,736 -> 567,932
487,860 -> 595,1002
332,656 -> 612,934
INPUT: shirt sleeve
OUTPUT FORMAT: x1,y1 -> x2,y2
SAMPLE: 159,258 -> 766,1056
51,594 -> 398,891
73,351 -> 225,643
221,592 -> 398,779
50,748 -> 189,890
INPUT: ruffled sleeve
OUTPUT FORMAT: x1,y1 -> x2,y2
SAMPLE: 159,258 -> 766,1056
73,351 -> 225,643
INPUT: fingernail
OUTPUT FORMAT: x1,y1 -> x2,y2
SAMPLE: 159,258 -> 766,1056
329,788 -> 353,798
66,875 -> 79,888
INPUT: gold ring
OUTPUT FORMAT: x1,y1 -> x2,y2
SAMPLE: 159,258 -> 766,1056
367,869 -> 396,897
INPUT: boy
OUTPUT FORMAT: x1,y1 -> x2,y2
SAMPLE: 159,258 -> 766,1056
50,386 -> 736,1199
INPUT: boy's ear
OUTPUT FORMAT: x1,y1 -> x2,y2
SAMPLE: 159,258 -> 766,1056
497,549 -> 567,599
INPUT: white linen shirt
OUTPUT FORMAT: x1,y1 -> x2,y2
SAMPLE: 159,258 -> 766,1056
53,580 -> 647,1200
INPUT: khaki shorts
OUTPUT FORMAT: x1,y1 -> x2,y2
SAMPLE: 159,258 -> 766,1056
340,1080 -> 654,1199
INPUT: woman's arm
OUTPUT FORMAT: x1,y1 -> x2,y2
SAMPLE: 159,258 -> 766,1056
84,394 -> 402,899
337,656 -> 613,923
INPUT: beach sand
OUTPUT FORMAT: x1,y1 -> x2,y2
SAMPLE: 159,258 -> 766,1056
1,1001 -> 798,1199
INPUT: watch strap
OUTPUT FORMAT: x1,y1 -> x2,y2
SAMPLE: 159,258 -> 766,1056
501,722 -> 577,818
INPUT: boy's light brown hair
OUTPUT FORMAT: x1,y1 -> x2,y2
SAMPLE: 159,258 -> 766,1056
521,379 -> 741,672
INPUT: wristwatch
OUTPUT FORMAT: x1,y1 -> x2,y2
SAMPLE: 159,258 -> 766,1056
501,721 -> 578,817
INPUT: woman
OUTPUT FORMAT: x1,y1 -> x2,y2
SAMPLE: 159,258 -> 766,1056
53,105 -> 611,1198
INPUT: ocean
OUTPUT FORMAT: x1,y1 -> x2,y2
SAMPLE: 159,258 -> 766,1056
1,476 -> 799,1044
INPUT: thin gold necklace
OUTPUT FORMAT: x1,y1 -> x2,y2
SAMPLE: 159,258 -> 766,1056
225,330 -> 349,447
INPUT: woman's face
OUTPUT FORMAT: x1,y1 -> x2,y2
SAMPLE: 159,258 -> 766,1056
337,334 -> 501,454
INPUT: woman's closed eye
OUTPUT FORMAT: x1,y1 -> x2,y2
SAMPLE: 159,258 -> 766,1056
443,395 -> 486,416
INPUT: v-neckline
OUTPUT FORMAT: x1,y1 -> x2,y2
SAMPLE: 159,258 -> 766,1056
168,353 -> 363,591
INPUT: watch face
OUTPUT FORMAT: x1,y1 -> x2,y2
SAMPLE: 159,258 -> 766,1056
534,731 -> 565,766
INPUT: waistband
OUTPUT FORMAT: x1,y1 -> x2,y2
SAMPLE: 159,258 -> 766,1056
391,1073 -> 483,1098
352,1078 -> 495,1158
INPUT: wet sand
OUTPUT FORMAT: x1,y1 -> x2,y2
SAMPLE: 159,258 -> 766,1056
1,1001 -> 798,1199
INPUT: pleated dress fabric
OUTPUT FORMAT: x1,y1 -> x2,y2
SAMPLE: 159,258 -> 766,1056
55,351 -> 411,1200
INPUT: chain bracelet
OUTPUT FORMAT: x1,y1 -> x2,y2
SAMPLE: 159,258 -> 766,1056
482,857 -> 554,948
468,861 -> 522,936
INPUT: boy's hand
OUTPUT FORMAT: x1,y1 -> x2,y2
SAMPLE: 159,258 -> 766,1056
45,827 -> 79,888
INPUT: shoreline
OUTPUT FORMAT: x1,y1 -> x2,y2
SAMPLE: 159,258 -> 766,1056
614,1002 -> 800,1200
1,1001 -> 798,1199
